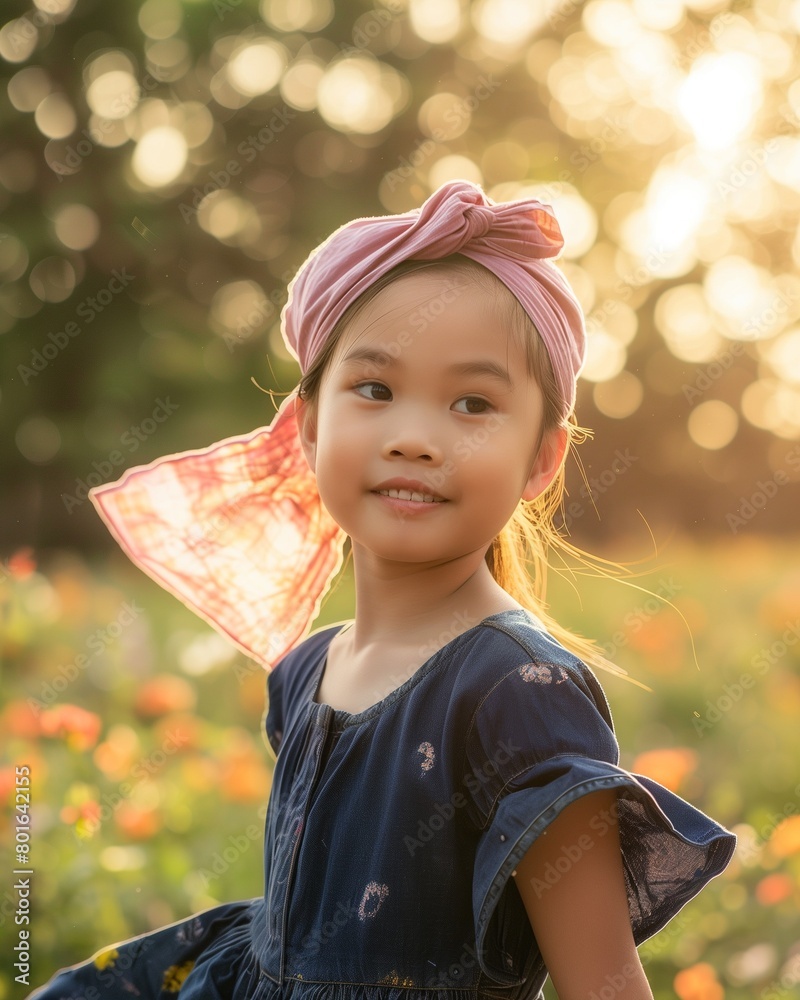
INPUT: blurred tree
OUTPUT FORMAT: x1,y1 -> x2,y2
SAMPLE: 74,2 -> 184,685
1,0 -> 799,554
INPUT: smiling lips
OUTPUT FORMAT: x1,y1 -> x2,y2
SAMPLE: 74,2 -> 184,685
373,488 -> 447,504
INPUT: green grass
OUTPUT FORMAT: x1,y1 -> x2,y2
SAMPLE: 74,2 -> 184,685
2,535 -> 798,998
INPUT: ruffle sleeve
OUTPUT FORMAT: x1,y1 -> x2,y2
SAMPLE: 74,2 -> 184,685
463,656 -> 737,987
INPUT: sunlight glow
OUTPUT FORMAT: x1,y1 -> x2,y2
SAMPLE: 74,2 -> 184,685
410,0 -> 462,44
644,167 -> 710,254
318,56 -> 408,134
688,399 -> 738,450
472,0 -> 547,46
678,53 -> 763,150
132,126 -> 187,186
86,70 -> 140,119
581,328 -> 627,382
228,41 -> 286,97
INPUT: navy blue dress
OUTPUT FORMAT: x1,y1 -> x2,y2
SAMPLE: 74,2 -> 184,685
28,608 -> 736,1000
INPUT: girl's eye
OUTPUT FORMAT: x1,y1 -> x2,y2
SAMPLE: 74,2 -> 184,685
352,381 -> 493,414
353,381 -> 391,401
453,396 -> 493,415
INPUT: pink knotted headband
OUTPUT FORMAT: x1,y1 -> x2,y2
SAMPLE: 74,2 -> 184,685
89,180 -> 587,671
284,179 -> 585,417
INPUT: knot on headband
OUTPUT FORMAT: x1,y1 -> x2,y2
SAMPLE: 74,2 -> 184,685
282,179 -> 585,416
409,181 -> 564,260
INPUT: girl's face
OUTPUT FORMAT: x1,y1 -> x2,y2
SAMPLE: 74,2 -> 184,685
296,270 -> 566,568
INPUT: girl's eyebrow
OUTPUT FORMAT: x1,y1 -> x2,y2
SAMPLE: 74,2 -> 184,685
340,346 -> 513,388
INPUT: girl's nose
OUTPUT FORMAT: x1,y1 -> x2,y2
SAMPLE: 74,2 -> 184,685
380,416 -> 445,463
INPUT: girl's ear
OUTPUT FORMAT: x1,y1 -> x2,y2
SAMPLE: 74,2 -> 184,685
293,393 -> 318,473
521,425 -> 568,502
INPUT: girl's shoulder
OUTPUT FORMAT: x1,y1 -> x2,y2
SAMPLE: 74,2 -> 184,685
453,608 -> 615,731
455,610 -> 621,788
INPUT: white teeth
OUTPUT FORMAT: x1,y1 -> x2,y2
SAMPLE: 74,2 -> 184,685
376,488 -> 444,503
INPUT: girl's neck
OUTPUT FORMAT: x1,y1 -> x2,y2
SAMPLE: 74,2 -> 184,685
344,544 -> 522,656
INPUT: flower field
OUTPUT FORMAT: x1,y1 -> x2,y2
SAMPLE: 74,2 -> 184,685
1,535 -> 799,999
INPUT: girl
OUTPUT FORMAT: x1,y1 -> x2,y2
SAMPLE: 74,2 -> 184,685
28,180 -> 736,1000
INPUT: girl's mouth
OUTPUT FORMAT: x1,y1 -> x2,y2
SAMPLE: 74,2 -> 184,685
371,489 -> 448,511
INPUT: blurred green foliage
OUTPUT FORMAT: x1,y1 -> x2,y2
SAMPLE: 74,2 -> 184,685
2,0 -> 800,551
2,536 -> 799,998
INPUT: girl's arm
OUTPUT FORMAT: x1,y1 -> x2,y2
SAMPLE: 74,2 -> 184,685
513,789 -> 655,1000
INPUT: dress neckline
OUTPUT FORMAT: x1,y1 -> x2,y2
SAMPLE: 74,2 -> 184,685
309,607 -> 537,730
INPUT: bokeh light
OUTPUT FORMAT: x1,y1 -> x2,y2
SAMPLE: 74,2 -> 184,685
678,53 -> 763,151
3,3 -> 800,990
132,125 -> 188,186
317,55 -> 409,134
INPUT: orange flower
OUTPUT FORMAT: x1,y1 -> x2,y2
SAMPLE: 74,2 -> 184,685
49,566 -> 92,621
674,962 -> 724,1000
0,766 -> 18,801
134,676 -> 197,718
180,754 -> 219,792
755,873 -> 793,906
769,815 -> 800,858
93,725 -> 141,779
757,580 -> 800,631
8,546 -> 36,579
0,700 -> 41,739
39,704 -> 102,751
114,801 -> 162,840
626,615 -> 685,673
632,747 -> 698,793
60,800 -> 103,838
152,712 -> 203,752
218,732 -> 270,802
